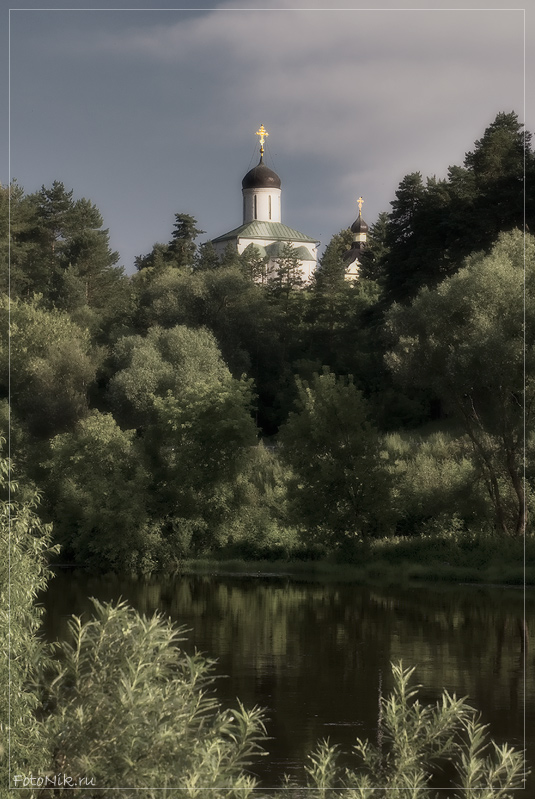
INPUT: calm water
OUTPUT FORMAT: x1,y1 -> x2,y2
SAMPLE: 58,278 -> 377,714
42,572 -> 534,790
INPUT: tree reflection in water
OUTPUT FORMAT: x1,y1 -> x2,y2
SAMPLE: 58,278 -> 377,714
42,573 -> 533,790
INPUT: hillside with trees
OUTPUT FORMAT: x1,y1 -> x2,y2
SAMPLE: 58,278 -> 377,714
2,111 -> 533,574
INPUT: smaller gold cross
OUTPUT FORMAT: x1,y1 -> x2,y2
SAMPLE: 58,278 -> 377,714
256,125 -> 269,155
358,196 -> 364,214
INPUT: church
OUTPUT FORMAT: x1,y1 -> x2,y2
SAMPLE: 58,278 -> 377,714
211,125 -> 367,282
211,126 -> 319,282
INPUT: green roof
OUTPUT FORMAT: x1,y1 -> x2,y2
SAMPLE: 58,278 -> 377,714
211,220 -> 318,245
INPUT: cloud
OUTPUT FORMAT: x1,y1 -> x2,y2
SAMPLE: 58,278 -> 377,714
8,3 -> 527,270
77,5 -> 523,160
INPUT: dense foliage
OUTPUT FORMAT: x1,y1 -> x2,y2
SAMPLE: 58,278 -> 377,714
1,472 -> 528,796
0,448 -> 57,789
3,111 -> 533,570
43,600 -> 266,797
0,460 -> 267,797
278,370 -> 392,552
387,230 -> 533,536
379,111 -> 534,304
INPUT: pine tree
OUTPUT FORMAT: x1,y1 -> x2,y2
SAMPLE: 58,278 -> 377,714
195,240 -> 220,271
167,213 -> 204,269
380,112 -> 534,305
356,212 -> 390,282
239,243 -> 269,283
268,242 -> 304,300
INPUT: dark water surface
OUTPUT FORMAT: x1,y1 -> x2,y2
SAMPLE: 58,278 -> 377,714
42,572 -> 534,790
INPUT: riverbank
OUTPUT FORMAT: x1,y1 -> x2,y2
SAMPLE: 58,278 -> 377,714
178,532 -> 535,586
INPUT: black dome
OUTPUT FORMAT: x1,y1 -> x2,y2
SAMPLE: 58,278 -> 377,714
343,242 -> 365,262
242,158 -> 281,190
350,214 -> 369,234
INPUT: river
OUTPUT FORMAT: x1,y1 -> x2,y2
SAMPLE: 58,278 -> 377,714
42,571 -> 534,791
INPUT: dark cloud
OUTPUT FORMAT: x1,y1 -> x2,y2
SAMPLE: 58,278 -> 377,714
5,3 -> 528,271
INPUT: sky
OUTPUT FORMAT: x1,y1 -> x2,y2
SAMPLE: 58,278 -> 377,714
2,0 -> 531,274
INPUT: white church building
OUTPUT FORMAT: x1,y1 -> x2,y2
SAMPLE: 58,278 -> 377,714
211,126 -> 319,282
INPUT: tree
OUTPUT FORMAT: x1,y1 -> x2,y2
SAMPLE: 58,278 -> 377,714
135,214 -> 204,274
46,411 -> 153,572
305,229 -> 383,383
57,199 -> 124,302
265,243 -> 307,389
29,180 -> 74,253
384,429 -> 491,535
2,182 -> 130,336
268,242 -> 305,300
388,172 -> 427,245
465,111 -> 530,226
218,242 -> 241,270
380,112 -> 534,305
108,325 -> 257,553
278,370 -> 392,550
239,243 -> 269,283
167,213 -> 204,269
27,183 -> 123,302
134,242 -> 170,273
0,182 -> 46,298
311,228 -> 352,293
306,230 -> 351,364
381,171 -> 430,303
0,296 -> 99,439
358,211 -> 390,283
130,260 -> 295,432
386,230 -> 533,536
195,240 -> 220,271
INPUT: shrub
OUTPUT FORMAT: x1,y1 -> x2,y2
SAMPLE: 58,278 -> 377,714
0,449 -> 58,789
280,662 -> 527,797
384,429 -> 491,535
43,600 -> 267,797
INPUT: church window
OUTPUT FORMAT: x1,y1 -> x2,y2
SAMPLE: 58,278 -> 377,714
254,195 -> 257,219
269,195 -> 272,219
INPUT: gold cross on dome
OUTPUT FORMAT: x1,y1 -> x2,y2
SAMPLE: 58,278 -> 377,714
255,124 -> 269,154
358,196 -> 364,213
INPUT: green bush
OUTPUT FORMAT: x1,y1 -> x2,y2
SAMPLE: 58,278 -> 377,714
43,600 -> 266,797
0,449 -> 58,790
384,429 -> 492,535
280,662 -> 528,798
218,442 -> 299,559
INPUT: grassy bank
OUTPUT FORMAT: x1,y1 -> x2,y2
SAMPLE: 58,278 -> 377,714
178,532 -> 535,586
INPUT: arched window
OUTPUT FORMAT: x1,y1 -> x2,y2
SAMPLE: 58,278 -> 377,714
254,195 -> 257,220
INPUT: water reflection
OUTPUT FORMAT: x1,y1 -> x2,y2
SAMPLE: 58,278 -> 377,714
42,573 -> 534,789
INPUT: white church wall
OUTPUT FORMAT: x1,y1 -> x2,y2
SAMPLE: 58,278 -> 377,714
213,237 -> 317,284
242,188 -> 282,224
